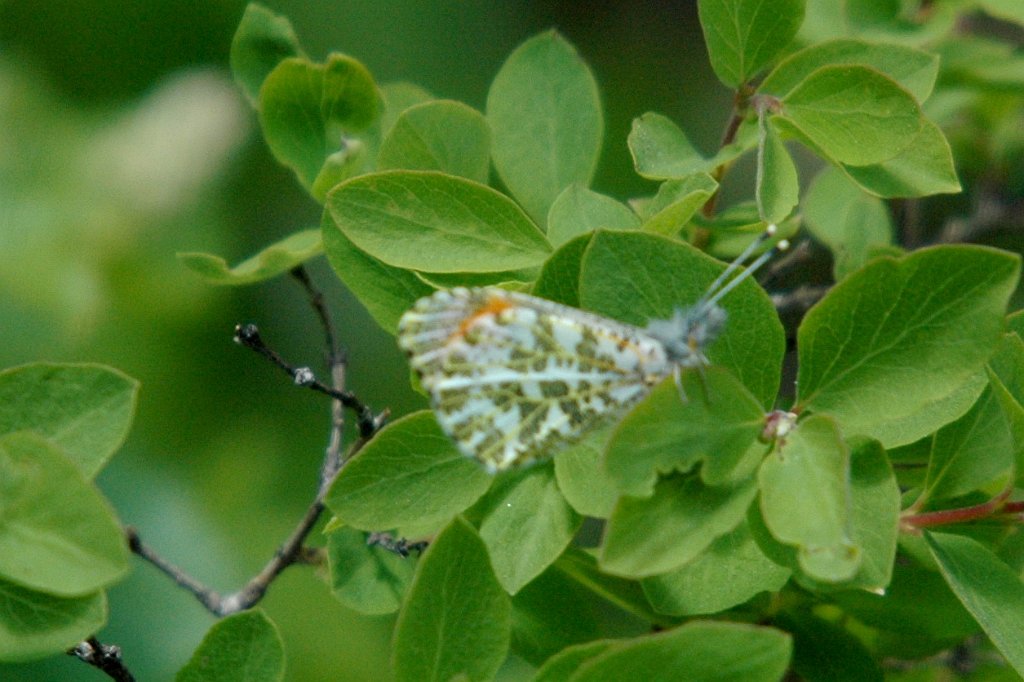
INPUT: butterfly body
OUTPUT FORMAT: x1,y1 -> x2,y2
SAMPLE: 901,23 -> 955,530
398,287 -> 720,471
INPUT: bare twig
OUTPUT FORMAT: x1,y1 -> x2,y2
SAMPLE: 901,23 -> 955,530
68,637 -> 135,682
233,323 -> 378,438
367,532 -> 430,558
128,270 -> 387,616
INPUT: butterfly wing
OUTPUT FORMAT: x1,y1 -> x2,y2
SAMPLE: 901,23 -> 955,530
397,287 -> 672,471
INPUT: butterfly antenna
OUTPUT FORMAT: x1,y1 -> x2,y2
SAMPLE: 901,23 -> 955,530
695,225 -> 788,314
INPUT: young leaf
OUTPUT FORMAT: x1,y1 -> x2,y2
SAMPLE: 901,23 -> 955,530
393,518 -> 510,682
0,363 -> 138,479
641,519 -> 790,616
628,113 -> 708,179
756,116 -> 799,224
325,412 -> 492,535
326,170 -> 552,273
779,65 -> 923,166
259,54 -> 378,196
487,31 -> 603,224
841,438 -> 899,592
321,213 -> 433,334
546,185 -> 639,248
0,432 -> 128,596
553,424 -> 620,518
178,229 -> 323,286
796,246 -> 1020,447
600,473 -> 757,578
326,525 -> 415,616
477,463 -> 582,594
570,621 -> 791,681
578,230 -> 785,407
176,610 -> 284,682
638,173 -> 718,236
760,39 -> 939,103
230,3 -> 302,105
841,119 -> 961,198
604,370 -> 764,498
802,167 -> 892,280
698,0 -> 805,87
927,532 -> 1024,677
758,415 -> 861,582
0,579 -> 106,662
377,100 -> 491,183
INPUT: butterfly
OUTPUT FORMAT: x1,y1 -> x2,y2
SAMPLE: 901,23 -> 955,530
397,228 -> 784,472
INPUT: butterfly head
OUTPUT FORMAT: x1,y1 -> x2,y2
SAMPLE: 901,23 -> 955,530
644,304 -> 727,368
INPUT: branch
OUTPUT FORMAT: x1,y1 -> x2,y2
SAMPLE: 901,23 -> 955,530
770,284 -> 831,315
68,637 -> 135,682
233,323 -> 378,438
128,270 -> 387,616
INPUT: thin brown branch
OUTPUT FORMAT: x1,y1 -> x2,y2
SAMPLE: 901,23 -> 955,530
68,637 -> 135,682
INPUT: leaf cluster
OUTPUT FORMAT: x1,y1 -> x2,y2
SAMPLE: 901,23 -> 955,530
7,1 -> 1024,680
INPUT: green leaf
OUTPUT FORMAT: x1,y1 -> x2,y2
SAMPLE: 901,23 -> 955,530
0,432 -> 128,595
756,116 -> 799,224
578,230 -> 785,408
774,609 -> 883,682
639,173 -> 719,236
230,3 -> 302,105
553,424 -> 620,518
532,233 -> 591,308
325,412 -> 492,535
546,185 -> 639,249
604,369 -> 764,498
393,518 -> 511,682
841,438 -> 900,591
627,113 -> 754,180
259,54 -> 378,196
938,36 -> 1024,94
176,610 -> 284,682
487,31 -> 603,224
532,640 -> 614,682
779,65 -> 923,166
758,415 -> 861,582
641,519 -> 790,616
918,383 -> 1015,510
760,39 -> 939,103
987,333 -> 1024,477
840,119 -> 960,198
326,525 -> 415,615
377,100 -> 491,183
510,565 -> 609,667
552,548 -> 670,627
978,0 -> 1024,25
571,621 -> 791,681
478,464 -> 582,594
926,532 -> 1024,677
321,212 -> 433,333
326,170 -> 551,273
178,229 -> 322,286
698,0 -> 805,87
831,558 -> 979,640
601,473 -> 757,578
802,167 -> 892,280
379,82 -> 434,137
0,363 -> 137,479
796,246 -> 1020,447
0,578 -> 106,662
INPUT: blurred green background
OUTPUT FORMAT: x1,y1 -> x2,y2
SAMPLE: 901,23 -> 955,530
0,1 -> 723,679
